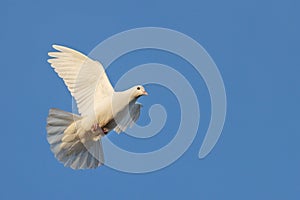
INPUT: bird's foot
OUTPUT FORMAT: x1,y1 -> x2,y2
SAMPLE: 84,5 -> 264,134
102,127 -> 109,135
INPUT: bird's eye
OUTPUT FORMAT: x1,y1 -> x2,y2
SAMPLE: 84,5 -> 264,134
137,87 -> 140,90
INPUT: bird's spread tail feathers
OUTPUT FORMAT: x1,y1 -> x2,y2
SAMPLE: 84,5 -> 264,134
46,108 -> 104,169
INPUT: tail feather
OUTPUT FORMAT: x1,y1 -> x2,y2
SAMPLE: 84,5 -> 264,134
46,108 -> 104,169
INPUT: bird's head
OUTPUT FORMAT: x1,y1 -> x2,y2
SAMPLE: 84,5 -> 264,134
129,85 -> 148,98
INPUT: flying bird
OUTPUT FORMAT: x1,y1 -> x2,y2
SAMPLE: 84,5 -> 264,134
46,45 -> 148,169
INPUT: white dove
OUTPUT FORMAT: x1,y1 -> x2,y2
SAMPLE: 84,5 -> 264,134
46,45 -> 148,169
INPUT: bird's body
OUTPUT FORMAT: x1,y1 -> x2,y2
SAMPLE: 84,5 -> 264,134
46,45 -> 147,169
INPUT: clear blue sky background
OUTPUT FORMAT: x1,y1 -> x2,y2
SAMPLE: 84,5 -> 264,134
1,0 -> 299,199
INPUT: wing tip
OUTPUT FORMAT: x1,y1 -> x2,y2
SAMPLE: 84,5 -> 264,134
47,52 -> 55,57
48,44 -> 63,58
52,44 -> 62,50
50,44 -> 85,57
52,44 -> 69,52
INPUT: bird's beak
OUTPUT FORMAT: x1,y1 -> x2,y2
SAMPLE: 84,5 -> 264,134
143,90 -> 148,96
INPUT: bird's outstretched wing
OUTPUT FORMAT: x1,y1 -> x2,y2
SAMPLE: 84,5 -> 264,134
114,102 -> 142,133
48,45 -> 114,116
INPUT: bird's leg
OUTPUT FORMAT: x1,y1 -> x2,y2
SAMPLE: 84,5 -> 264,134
91,124 -> 109,135
91,123 -> 99,132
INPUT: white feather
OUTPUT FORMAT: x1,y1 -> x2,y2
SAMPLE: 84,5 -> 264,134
48,45 -> 114,116
46,45 -> 145,170
47,108 -> 104,169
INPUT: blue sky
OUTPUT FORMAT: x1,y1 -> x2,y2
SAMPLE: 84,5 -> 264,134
1,0 -> 300,199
